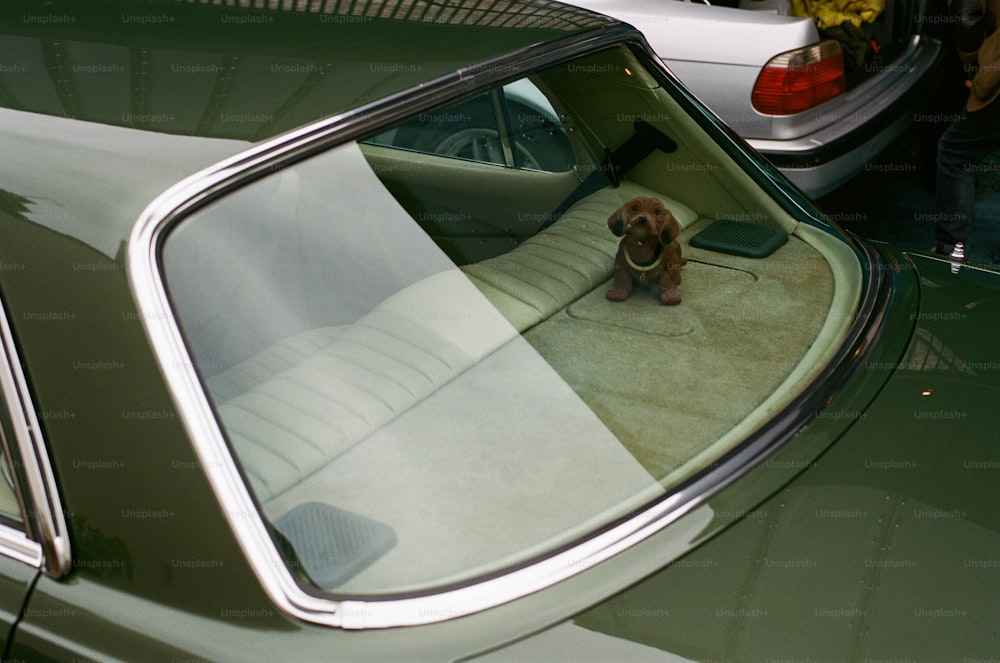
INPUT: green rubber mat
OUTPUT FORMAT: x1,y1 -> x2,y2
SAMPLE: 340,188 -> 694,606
689,219 -> 787,258
275,501 -> 397,588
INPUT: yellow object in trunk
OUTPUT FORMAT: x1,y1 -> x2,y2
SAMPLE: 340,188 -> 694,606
790,0 -> 885,28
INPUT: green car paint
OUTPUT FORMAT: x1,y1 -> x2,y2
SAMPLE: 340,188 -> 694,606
0,0 -> 996,661
575,248 -> 1000,661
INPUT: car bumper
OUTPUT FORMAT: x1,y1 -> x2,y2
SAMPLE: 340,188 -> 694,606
748,35 -> 944,198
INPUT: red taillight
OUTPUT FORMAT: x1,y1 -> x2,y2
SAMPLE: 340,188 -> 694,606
751,41 -> 846,115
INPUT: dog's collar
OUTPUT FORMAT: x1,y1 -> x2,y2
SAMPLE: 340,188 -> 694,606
624,244 -> 664,272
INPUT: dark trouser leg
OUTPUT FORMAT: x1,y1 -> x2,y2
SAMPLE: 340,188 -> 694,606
935,102 -> 1000,249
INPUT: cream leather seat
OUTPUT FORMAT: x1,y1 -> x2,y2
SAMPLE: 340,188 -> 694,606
205,181 -> 690,502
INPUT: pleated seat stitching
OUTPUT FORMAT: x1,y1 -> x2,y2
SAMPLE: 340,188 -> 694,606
272,370 -> 393,432
344,325 -> 467,379
466,261 -> 566,302
222,402 -> 324,471
319,345 -> 425,400
517,244 -> 603,280
232,394 -> 349,457
286,364 -> 403,419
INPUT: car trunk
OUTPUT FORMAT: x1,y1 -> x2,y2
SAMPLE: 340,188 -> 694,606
724,0 -> 923,88
826,0 -> 922,87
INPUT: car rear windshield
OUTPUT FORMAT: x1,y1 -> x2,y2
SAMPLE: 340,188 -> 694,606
161,45 -> 861,598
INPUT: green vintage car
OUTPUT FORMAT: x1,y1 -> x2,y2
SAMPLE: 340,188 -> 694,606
0,0 -> 997,660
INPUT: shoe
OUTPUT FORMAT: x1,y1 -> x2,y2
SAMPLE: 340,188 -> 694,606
929,242 -> 965,261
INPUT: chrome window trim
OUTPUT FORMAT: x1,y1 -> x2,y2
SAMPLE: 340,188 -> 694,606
0,296 -> 71,576
127,27 -> 891,629
0,525 -> 43,569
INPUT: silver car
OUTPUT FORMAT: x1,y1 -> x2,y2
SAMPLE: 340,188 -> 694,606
570,0 -> 943,195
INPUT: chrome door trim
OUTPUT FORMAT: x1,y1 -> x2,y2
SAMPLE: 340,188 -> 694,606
0,298 -> 71,576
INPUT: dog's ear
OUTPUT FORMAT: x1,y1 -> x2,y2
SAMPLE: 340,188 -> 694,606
657,206 -> 681,245
607,205 -> 626,236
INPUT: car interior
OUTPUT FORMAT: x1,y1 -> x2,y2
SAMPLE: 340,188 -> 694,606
161,45 -> 862,597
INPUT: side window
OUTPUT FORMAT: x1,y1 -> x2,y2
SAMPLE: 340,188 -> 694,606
0,445 -> 21,524
366,79 -> 576,172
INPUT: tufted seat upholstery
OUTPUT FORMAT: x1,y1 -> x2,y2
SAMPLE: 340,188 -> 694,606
206,269 -> 516,501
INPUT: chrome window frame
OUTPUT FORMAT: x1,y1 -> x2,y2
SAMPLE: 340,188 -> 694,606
0,295 -> 71,576
127,27 -> 891,629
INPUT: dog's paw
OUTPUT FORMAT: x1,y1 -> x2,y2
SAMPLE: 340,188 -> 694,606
606,288 -> 630,302
659,290 -> 681,306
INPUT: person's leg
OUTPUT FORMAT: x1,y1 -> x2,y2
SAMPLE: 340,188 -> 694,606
935,102 -> 1000,253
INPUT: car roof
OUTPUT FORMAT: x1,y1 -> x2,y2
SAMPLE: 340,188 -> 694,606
0,0 -> 615,255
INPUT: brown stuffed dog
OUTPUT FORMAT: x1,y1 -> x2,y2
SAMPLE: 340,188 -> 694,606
606,196 -> 687,305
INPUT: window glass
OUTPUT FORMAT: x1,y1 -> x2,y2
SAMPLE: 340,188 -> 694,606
161,45 -> 855,598
365,80 -> 576,172
0,446 -> 22,524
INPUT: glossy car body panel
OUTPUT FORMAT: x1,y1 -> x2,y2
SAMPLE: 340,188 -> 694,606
572,0 -> 823,67
0,0 -> 995,660
466,245 -> 1000,660
572,249 -> 1000,661
0,0 -> 611,250
0,557 -> 35,650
